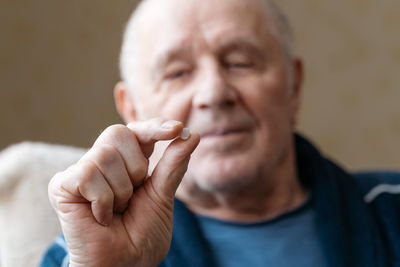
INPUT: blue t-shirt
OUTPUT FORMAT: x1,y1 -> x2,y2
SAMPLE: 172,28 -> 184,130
195,196 -> 328,267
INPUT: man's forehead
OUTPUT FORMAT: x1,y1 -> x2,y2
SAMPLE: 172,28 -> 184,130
132,0 -> 272,53
133,0 -> 270,33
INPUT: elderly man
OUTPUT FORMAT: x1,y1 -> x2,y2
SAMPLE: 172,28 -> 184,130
41,0 -> 400,266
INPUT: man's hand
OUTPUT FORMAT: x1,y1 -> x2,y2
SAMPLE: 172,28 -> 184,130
48,119 -> 200,267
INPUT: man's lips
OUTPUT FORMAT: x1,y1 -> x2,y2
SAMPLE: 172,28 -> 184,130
199,128 -> 249,138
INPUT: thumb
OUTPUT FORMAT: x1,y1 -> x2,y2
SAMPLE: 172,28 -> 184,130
150,132 -> 200,199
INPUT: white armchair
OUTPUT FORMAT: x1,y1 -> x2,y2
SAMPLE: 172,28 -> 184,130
0,142 -> 85,267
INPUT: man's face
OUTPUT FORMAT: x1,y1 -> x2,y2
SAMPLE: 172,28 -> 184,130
129,0 -> 301,192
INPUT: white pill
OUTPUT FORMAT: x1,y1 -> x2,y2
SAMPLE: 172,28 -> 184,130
180,128 -> 190,140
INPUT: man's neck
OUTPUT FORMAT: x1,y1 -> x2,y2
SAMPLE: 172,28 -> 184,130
176,149 -> 307,223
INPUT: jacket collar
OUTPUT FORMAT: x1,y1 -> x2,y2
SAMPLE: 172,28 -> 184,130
162,134 -> 388,267
295,134 -> 387,267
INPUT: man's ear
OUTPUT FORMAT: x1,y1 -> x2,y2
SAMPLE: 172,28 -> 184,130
114,81 -> 138,123
289,58 -> 304,127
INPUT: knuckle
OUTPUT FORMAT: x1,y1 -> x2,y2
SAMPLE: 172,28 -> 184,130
162,152 -> 181,169
144,118 -> 164,133
102,124 -> 131,140
94,144 -> 121,168
48,168 -> 72,191
97,189 -> 113,206
165,145 -> 188,164
143,121 -> 153,133
108,124 -> 129,134
129,118 -> 164,134
75,160 -> 99,187
150,117 -> 165,127
129,157 -> 149,179
117,184 -> 133,201
48,169 -> 73,208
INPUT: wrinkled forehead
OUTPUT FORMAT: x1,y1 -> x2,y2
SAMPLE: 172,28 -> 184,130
130,0 -> 273,53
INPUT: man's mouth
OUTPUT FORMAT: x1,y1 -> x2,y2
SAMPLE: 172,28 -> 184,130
199,127 -> 249,139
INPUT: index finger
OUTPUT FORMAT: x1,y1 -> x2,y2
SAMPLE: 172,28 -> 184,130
127,118 -> 185,157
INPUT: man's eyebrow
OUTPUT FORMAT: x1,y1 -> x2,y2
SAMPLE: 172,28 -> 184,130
152,45 -> 192,74
217,38 -> 266,58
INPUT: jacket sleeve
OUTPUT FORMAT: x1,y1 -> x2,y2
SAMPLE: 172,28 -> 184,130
39,235 -> 69,267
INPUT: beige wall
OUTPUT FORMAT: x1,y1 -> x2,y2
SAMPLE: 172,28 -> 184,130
279,0 -> 400,170
1,0 -> 399,170
0,0 -> 136,149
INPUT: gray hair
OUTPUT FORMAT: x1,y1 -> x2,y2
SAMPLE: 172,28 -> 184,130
119,0 -> 295,92
261,0 -> 295,60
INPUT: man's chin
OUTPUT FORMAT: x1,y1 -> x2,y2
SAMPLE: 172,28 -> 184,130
195,177 -> 250,194
181,148 -> 266,193
185,163 -> 261,194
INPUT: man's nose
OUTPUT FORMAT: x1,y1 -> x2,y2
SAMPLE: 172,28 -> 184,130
192,63 -> 238,110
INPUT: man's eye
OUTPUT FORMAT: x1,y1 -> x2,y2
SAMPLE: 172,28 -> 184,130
225,59 -> 254,69
228,62 -> 252,68
167,70 -> 188,80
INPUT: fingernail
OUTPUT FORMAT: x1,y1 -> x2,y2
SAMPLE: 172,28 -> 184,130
100,212 -> 113,227
98,216 -> 109,226
180,128 -> 190,140
161,120 -> 182,129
